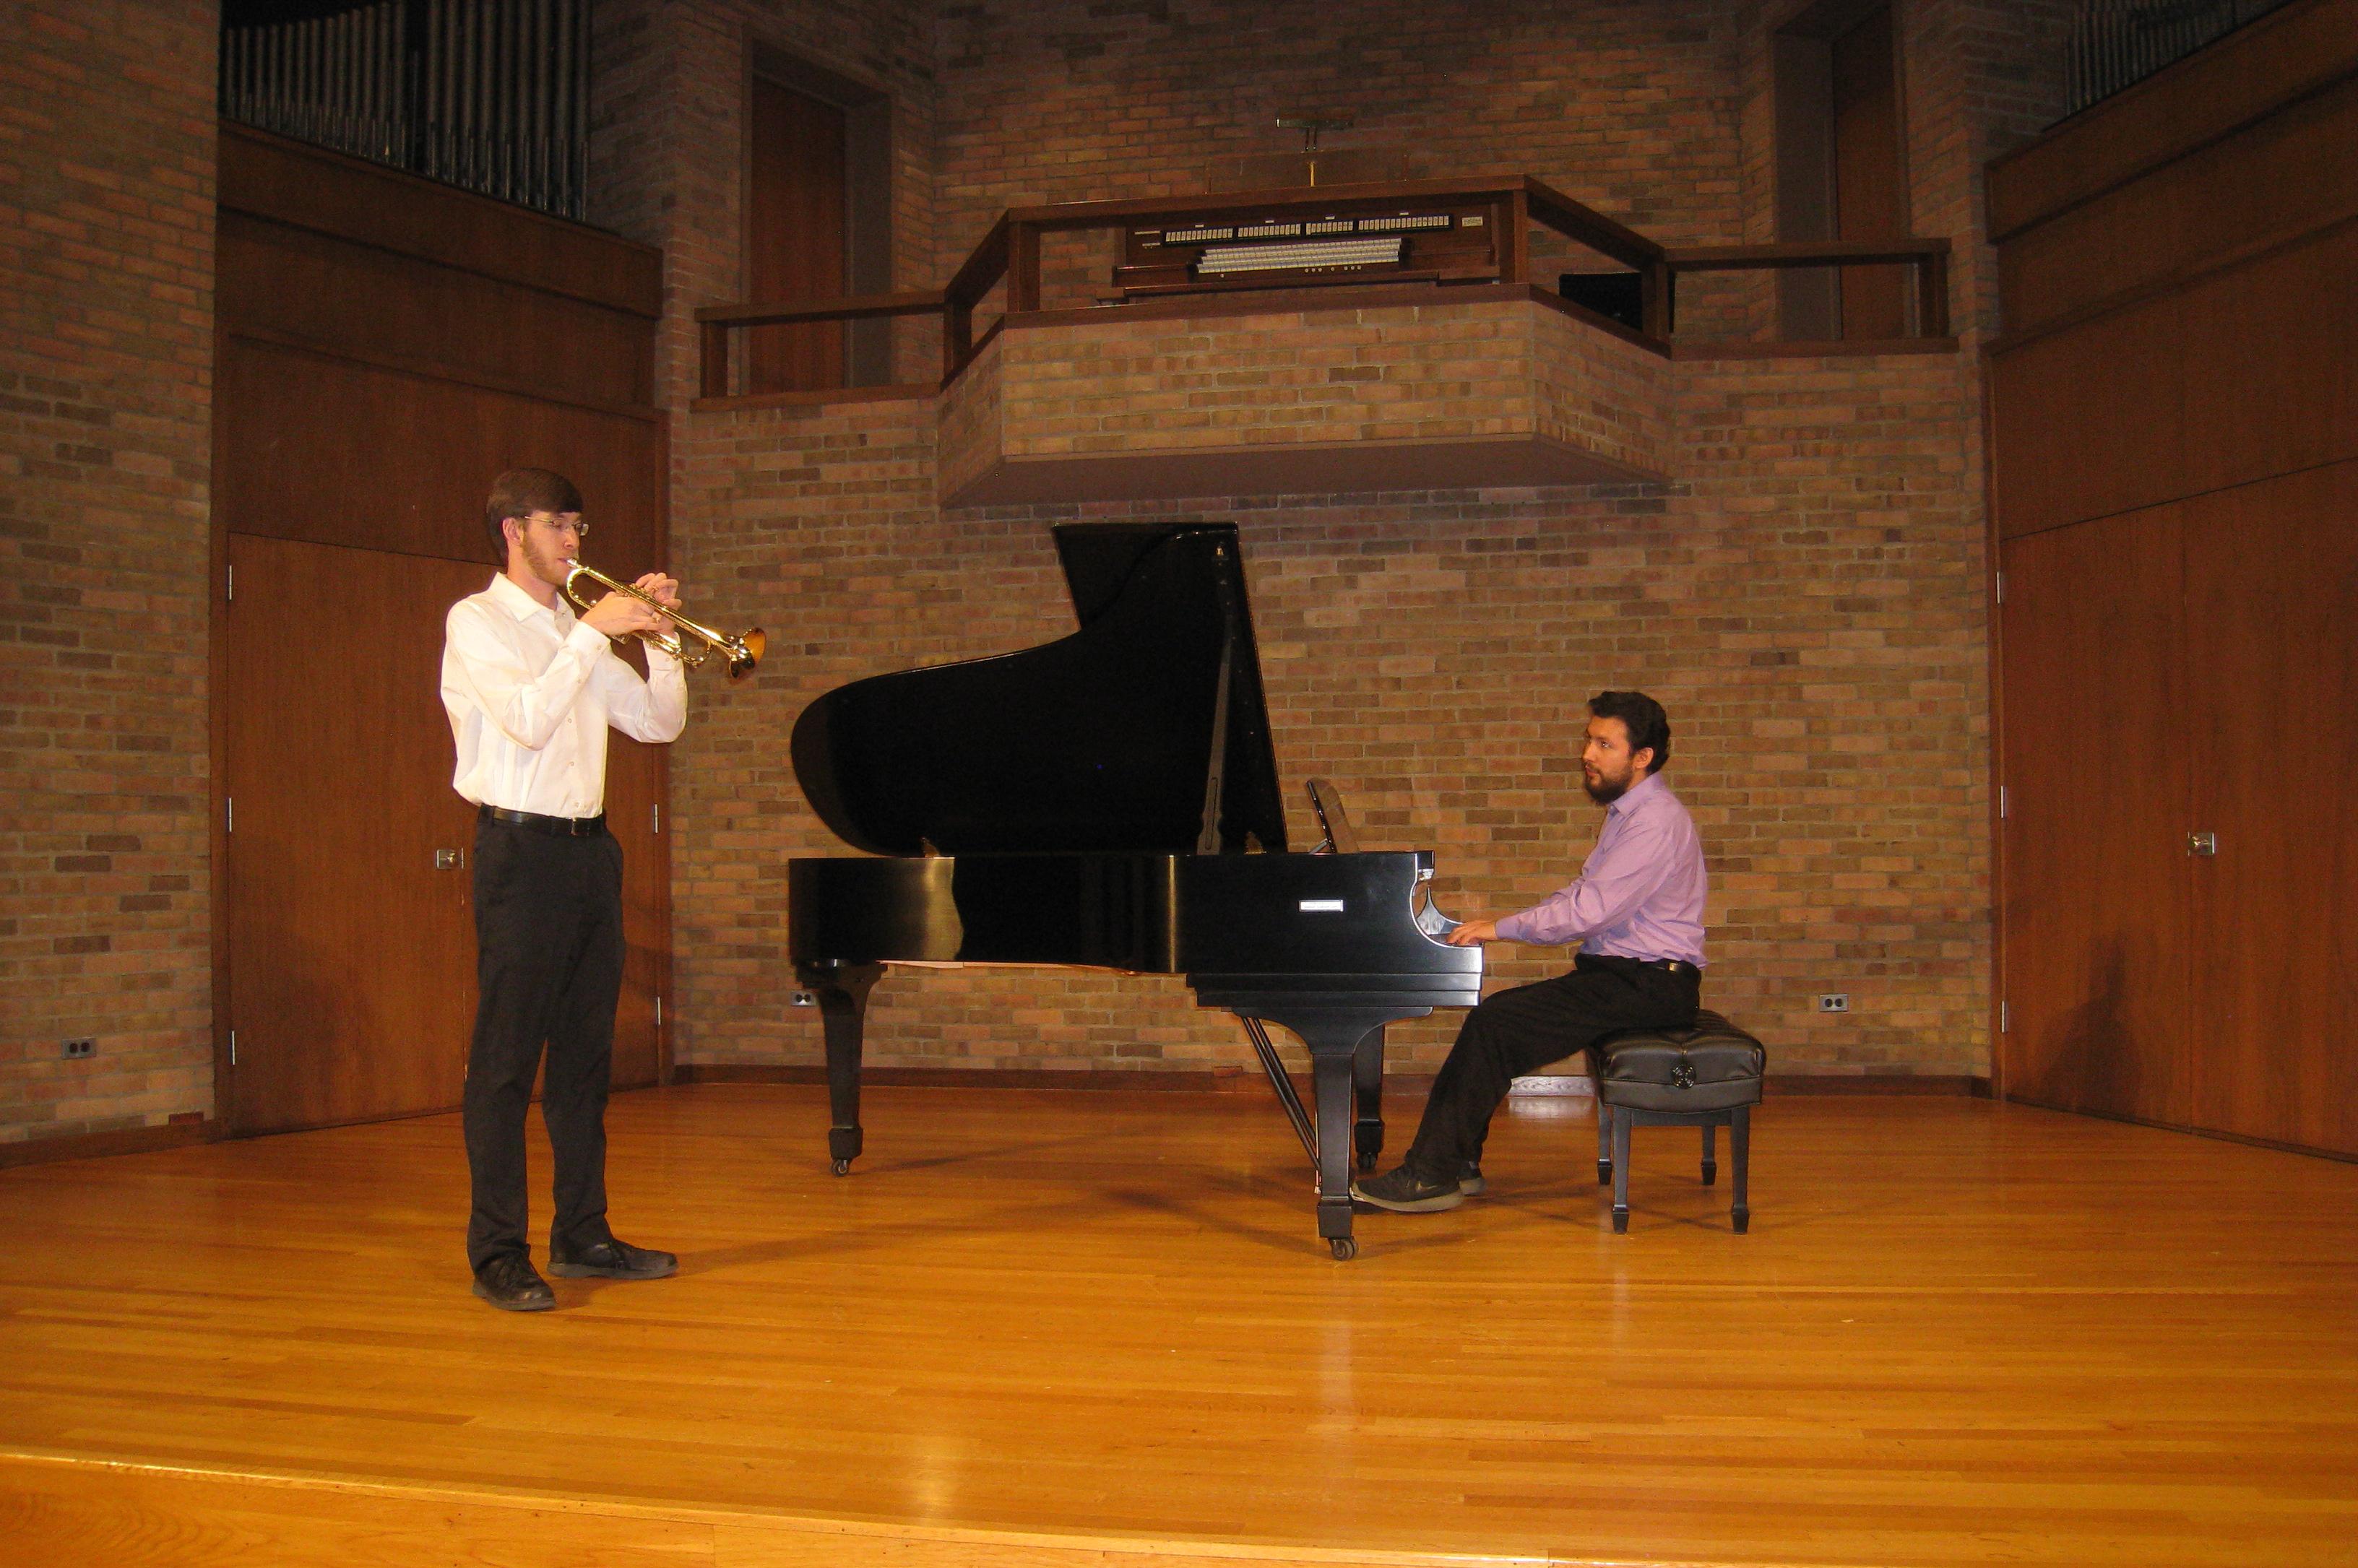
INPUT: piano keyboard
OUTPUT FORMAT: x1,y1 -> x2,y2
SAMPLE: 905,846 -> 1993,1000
1197,235 -> 1404,274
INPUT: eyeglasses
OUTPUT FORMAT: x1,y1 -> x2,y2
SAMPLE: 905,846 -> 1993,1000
521,513 -> 588,540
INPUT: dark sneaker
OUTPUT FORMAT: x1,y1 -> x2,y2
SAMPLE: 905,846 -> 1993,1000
546,1236 -> 678,1280
472,1253 -> 556,1312
1349,1165 -> 1466,1213
1459,1161 -> 1487,1196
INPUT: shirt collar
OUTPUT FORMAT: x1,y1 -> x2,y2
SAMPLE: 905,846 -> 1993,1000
485,571 -> 570,625
1607,769 -> 1667,818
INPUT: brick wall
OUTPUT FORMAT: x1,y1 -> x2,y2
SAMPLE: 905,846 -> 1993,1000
942,295 -> 1672,485
673,345 -> 1987,1080
0,0 -> 2080,1146
0,0 -> 217,1143
615,0 -> 2073,1084
589,0 -> 941,407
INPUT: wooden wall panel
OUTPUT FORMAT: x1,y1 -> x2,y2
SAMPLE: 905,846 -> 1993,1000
1985,0 -> 2358,242
1998,510 -> 2190,1125
1998,73 -> 2358,339
218,124 -> 660,318
1990,1 -> 2358,1160
2178,222 -> 2358,497
1991,222 -> 2358,540
2183,462 -> 2358,1155
216,337 -> 663,569
217,213 -> 652,410
1988,296 -> 2185,539
215,131 -> 674,1132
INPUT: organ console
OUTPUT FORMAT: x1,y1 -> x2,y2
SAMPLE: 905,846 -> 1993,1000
1107,199 -> 1503,299
787,521 -> 1485,1259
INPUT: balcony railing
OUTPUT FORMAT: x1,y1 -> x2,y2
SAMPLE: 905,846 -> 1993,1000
694,174 -> 1955,406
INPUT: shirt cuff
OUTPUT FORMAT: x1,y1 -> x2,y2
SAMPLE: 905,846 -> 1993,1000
563,620 -> 610,657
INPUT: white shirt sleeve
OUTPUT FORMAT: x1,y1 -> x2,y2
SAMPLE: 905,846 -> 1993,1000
595,641 -> 688,743
444,599 -> 608,752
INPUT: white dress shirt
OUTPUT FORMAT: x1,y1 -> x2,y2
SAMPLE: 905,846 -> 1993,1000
441,572 -> 687,818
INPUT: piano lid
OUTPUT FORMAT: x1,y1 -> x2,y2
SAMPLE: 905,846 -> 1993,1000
790,521 -> 1288,857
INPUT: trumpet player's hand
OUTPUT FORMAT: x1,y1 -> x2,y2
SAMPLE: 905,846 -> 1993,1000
632,572 -> 681,646
582,590 -> 666,641
633,572 -> 682,614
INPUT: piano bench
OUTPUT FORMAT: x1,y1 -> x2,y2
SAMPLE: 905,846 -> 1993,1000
1587,1010 -> 1765,1234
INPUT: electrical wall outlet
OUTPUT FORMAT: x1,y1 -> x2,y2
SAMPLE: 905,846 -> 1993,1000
788,989 -> 819,1009
1817,993 -> 1850,1014
61,1037 -> 95,1059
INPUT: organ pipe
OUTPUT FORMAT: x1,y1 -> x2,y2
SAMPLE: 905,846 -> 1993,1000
217,0 -> 589,221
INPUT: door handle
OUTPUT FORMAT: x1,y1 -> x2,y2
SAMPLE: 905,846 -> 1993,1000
2186,831 -> 2216,857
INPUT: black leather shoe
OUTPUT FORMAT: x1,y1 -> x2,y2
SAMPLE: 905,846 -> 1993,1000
1349,1165 -> 1466,1213
546,1236 -> 677,1280
1459,1161 -> 1487,1197
472,1253 -> 556,1312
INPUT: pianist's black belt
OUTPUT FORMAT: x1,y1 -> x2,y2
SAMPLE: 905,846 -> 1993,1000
479,805 -> 606,837
1580,952 -> 1698,976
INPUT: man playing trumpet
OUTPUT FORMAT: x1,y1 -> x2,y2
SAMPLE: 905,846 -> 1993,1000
439,467 -> 687,1312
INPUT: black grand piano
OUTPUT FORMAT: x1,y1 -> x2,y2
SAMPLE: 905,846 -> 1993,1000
786,521 -> 1483,1258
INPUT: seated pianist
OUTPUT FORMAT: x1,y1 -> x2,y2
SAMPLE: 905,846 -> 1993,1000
1352,690 -> 1707,1213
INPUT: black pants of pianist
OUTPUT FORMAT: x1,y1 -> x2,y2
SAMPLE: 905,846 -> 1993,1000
1403,950 -> 1701,1182
463,813 -> 626,1274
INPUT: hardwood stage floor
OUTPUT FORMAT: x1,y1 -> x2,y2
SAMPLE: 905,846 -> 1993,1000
1,1085 -> 2354,1568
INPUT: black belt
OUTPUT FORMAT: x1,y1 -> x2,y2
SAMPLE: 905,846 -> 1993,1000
1583,953 -> 1699,976
479,805 -> 605,837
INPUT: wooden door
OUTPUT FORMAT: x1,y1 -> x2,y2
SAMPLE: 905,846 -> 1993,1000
1831,4 -> 1907,339
1998,508 -> 2193,1123
2182,462 -> 2358,1153
224,537 -> 488,1133
746,74 -> 847,393
607,724 -> 668,1091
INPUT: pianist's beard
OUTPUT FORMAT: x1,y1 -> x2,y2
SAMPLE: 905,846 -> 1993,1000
1584,762 -> 1635,806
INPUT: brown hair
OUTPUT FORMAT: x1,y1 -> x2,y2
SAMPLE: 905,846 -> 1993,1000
1589,690 -> 1671,772
483,468 -> 583,565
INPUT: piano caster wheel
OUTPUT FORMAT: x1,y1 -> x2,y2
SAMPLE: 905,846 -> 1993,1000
831,1158 -> 851,1176
1329,1237 -> 1357,1261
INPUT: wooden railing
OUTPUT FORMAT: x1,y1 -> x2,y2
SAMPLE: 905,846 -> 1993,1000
692,176 -> 1954,402
1663,238 -> 1951,340
695,289 -> 948,399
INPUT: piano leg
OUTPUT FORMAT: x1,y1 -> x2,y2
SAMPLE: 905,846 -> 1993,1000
1199,999 -> 1438,1260
1306,1030 -> 1377,1261
800,961 -> 883,1175
1351,1026 -> 1385,1171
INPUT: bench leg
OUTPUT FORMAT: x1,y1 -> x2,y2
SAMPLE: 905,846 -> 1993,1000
1610,1107 -> 1632,1232
1701,1119 -> 1717,1187
1596,1101 -> 1614,1184
1730,1104 -> 1751,1234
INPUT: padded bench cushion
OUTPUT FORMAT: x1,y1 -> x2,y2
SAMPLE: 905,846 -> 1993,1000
1592,1009 -> 1765,1112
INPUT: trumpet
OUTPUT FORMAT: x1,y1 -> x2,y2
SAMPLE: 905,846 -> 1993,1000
563,560 -> 765,680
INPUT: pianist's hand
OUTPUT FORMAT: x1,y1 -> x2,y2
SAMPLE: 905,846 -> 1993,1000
1446,919 -> 1498,947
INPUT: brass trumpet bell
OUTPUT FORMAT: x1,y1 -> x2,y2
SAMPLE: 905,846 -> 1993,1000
563,560 -> 764,680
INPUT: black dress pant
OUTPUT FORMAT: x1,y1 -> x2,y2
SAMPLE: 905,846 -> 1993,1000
1404,951 -> 1702,1181
464,815 -> 625,1273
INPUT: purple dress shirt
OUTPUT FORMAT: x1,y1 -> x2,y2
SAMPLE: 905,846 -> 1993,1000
1491,771 -> 1708,964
